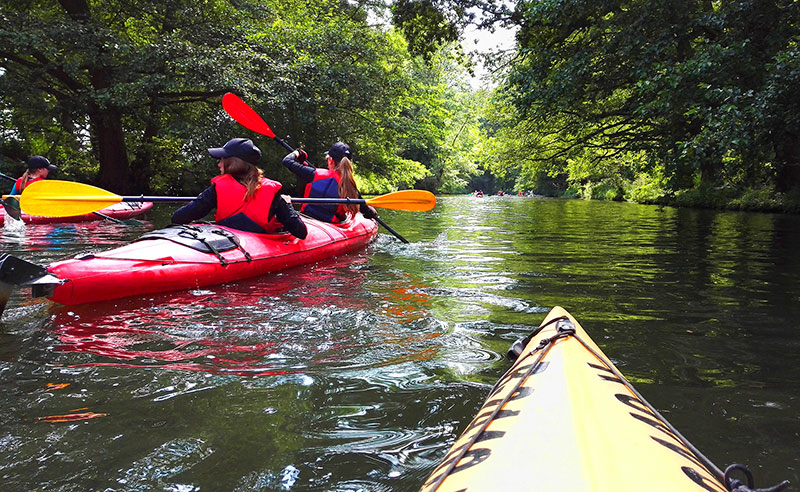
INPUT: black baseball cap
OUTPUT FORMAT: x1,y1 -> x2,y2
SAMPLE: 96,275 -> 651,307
27,155 -> 57,172
325,142 -> 352,162
208,138 -> 261,164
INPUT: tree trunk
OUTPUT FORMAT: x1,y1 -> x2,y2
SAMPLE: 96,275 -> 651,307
128,101 -> 162,193
774,131 -> 800,192
699,159 -> 717,186
91,107 -> 130,193
60,0 -> 130,193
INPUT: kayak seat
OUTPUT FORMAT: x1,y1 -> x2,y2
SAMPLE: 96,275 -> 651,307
136,225 -> 255,265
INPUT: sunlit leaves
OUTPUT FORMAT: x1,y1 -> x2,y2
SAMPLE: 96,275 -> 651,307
392,0 -> 460,59
1,0 -> 482,194
498,0 -> 800,196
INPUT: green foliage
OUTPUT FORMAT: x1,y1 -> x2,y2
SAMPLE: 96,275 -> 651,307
728,187 -> 784,212
671,186 -> 735,210
3,0 -> 798,214
1,0 -> 281,191
488,0 -> 800,209
392,0 -> 460,60
1,0 -> 477,196
561,186 -> 580,199
581,181 -> 623,201
670,185 -> 799,213
785,187 -> 800,214
470,92 -> 544,193
625,167 -> 669,204
386,50 -> 486,193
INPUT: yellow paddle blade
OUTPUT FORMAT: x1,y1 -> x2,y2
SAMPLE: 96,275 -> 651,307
19,180 -> 123,217
365,190 -> 436,212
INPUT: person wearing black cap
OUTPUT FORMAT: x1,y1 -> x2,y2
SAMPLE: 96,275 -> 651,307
8,156 -> 58,195
171,138 -> 307,238
281,141 -> 376,222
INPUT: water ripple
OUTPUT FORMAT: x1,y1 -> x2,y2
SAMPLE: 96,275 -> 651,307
116,438 -> 213,490
1,199 -> 798,490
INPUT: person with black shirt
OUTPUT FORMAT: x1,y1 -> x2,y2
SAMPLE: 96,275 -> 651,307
172,138 -> 307,239
281,141 -> 376,222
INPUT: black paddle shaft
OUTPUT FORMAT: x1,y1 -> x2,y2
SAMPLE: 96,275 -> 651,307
265,135 -> 410,243
119,196 -> 197,202
291,197 -> 367,205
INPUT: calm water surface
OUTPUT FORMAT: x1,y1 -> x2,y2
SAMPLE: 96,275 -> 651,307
1,196 -> 798,491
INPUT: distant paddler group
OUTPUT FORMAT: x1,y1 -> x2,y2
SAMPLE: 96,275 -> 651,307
3,93 -> 435,239
0,93 -> 436,317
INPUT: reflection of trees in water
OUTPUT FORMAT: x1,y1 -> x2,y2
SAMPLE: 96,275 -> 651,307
52,292 -> 293,376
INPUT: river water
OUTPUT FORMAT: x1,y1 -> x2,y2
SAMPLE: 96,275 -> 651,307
1,195 -> 798,491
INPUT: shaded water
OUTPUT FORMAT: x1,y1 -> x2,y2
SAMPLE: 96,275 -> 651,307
1,196 -> 798,490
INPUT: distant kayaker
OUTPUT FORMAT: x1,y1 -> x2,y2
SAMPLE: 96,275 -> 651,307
9,156 -> 57,195
172,138 -> 308,239
281,142 -> 377,223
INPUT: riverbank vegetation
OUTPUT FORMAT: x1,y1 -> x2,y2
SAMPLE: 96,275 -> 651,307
2,0 -> 798,213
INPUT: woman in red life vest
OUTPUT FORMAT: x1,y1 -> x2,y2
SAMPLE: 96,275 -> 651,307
281,142 -> 376,222
9,156 -> 57,195
172,138 -> 307,239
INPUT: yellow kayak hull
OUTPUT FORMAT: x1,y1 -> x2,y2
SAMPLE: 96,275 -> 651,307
422,306 -> 729,492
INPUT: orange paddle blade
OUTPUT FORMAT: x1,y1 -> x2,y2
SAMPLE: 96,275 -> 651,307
36,411 -> 107,423
365,190 -> 436,211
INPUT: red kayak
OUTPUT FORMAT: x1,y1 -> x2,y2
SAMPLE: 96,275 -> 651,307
0,201 -> 152,226
0,214 -> 377,311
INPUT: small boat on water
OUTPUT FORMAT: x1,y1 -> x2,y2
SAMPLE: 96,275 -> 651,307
0,200 -> 152,226
421,306 -> 789,492
0,214 -> 377,315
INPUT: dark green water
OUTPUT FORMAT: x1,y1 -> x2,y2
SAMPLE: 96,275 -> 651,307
1,196 -> 798,491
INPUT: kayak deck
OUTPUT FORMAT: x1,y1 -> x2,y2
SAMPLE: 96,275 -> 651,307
421,307 -> 787,492
45,215 -> 378,305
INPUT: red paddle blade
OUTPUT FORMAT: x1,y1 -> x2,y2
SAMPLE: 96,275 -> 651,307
222,93 -> 276,138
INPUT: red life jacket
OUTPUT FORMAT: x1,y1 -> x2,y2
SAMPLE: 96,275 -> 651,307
14,176 -> 44,193
212,174 -> 283,232
302,169 -> 346,222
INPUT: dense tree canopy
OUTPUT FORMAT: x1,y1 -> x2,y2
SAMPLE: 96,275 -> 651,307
1,0 -> 484,195
2,0 -> 799,212
489,0 -> 800,208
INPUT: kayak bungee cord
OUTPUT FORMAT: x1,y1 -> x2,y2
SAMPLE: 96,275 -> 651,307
551,326 -> 791,492
423,314 -> 790,492
174,225 -> 253,266
423,316 -> 573,492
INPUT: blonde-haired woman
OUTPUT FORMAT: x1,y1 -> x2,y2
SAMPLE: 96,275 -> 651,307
172,138 -> 307,239
282,142 -> 376,222
9,156 -> 57,195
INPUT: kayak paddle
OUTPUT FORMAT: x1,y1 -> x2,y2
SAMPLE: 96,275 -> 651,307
1,196 -> 22,222
17,181 -> 196,217
290,191 -> 435,211
17,180 -> 436,217
0,171 -> 24,222
222,92 -> 421,243
0,170 -> 140,225
222,93 -> 298,155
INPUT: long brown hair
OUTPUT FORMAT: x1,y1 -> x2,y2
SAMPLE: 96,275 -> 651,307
333,156 -> 359,216
17,168 -> 48,192
17,170 -> 32,192
222,156 -> 263,200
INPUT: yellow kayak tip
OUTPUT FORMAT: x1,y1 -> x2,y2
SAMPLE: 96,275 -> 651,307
421,306 -> 790,492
